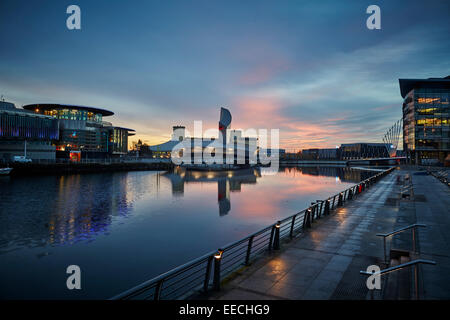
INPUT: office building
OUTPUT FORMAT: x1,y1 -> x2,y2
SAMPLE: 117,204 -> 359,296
399,76 -> 450,165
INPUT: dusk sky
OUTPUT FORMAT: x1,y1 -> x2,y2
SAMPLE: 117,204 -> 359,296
1,0 -> 449,150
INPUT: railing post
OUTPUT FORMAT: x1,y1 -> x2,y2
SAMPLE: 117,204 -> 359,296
331,196 -> 336,210
203,255 -> 213,292
383,237 -> 387,265
273,221 -> 281,250
310,202 -> 316,221
324,200 -> 330,215
348,189 -> 353,200
412,227 -> 416,254
289,215 -> 296,238
337,193 -> 343,206
154,280 -> 163,300
304,209 -> 312,228
414,264 -> 419,300
213,249 -> 223,291
245,236 -> 254,265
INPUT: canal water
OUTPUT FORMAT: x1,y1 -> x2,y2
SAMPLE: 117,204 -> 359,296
0,166 -> 377,299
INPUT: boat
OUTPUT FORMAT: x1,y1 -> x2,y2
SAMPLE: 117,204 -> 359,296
0,167 -> 13,175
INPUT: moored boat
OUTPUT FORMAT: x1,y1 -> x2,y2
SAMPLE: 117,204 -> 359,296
0,167 -> 13,175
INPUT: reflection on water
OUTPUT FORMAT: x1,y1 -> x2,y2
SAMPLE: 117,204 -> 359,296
163,166 -> 378,217
0,166 -> 377,252
0,166 -> 378,299
163,167 -> 261,216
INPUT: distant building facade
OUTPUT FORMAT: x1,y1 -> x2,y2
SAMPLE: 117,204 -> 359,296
23,104 -> 135,160
399,76 -> 450,165
301,148 -> 338,160
0,101 -> 59,160
339,143 -> 389,160
149,108 -> 259,164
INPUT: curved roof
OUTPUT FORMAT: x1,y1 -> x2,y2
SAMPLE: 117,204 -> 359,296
23,103 -> 114,116
113,126 -> 136,132
399,77 -> 450,98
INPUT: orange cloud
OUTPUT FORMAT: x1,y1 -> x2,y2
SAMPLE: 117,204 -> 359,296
231,96 -> 356,150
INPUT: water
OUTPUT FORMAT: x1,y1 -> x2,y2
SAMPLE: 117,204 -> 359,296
0,166 -> 377,299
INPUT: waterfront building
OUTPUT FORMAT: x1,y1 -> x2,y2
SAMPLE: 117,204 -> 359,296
149,108 -> 258,164
23,103 -> 135,160
0,101 -> 59,161
300,148 -> 339,160
339,143 -> 389,160
399,76 -> 450,165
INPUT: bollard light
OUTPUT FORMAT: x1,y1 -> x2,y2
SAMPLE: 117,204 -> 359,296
213,249 -> 223,291
273,221 -> 281,250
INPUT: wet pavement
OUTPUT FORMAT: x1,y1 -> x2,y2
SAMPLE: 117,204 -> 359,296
209,167 -> 450,300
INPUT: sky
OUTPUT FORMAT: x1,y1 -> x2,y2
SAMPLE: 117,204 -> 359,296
0,0 -> 449,151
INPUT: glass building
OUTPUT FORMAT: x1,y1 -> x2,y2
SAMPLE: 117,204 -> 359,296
399,76 -> 450,165
23,104 -> 135,159
0,101 -> 59,160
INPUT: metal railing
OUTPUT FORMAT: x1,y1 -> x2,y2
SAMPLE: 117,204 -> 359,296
377,224 -> 426,264
360,259 -> 436,300
111,166 -> 395,300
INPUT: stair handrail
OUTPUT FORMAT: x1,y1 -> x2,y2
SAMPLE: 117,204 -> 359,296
377,224 -> 426,264
360,259 -> 436,300
360,259 -> 436,277
376,223 -> 426,238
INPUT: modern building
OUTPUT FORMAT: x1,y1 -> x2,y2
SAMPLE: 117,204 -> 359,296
301,148 -> 339,160
399,76 -> 450,165
149,108 -> 259,165
23,104 -> 135,160
0,101 -> 59,161
339,143 -> 389,160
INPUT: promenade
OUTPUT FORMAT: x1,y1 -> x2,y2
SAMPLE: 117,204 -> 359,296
210,167 -> 450,300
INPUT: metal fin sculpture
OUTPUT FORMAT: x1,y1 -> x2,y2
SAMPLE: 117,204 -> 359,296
219,107 -> 232,130
219,107 -> 232,162
383,119 -> 402,157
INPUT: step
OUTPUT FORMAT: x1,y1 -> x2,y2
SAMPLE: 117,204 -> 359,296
383,254 -> 412,300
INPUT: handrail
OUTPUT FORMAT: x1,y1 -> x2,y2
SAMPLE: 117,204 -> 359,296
376,224 -> 426,238
377,224 -> 426,264
360,259 -> 436,300
111,166 -> 395,300
359,259 -> 436,276
110,250 -> 216,300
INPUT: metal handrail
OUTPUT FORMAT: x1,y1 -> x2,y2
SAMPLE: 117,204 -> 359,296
360,259 -> 436,276
376,224 -> 426,238
360,259 -> 436,300
110,250 -> 216,300
377,224 -> 426,264
111,166 -> 395,300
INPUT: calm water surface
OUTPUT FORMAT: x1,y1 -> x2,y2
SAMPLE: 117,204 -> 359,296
0,166 -> 376,299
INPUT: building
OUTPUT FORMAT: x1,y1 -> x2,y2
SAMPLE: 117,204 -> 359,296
0,101 -> 59,161
339,143 -> 389,160
399,76 -> 450,165
23,103 -> 135,160
149,108 -> 259,164
300,148 -> 339,160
